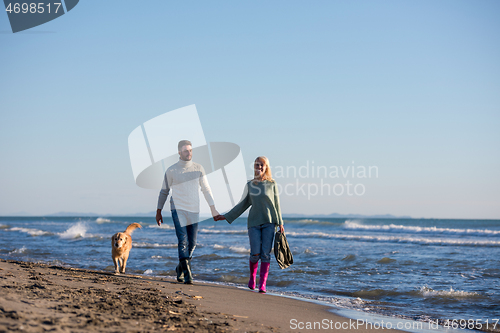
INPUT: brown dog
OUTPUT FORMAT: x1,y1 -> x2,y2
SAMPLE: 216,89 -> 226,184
111,223 -> 141,274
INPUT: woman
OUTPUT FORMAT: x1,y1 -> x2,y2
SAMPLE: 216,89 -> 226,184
216,156 -> 284,293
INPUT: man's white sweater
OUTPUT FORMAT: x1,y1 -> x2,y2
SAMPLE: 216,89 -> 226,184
157,159 -> 214,213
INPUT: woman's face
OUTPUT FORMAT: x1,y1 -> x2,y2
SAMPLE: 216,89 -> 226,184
254,159 -> 266,178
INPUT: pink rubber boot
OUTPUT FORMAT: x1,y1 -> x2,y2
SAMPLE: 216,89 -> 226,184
248,260 -> 259,290
259,262 -> 270,293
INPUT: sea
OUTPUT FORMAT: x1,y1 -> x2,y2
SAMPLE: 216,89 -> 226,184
1,216 -> 499,331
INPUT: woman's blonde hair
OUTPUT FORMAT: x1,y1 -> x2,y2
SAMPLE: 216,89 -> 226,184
253,156 -> 274,183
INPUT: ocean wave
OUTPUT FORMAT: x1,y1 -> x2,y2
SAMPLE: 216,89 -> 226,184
58,222 -> 87,239
210,244 -> 249,254
343,221 -> 500,237
327,286 -> 482,301
283,219 -> 343,226
282,219 -> 322,223
95,217 -> 112,223
285,231 -> 500,247
275,291 -> 375,314
228,246 -> 249,254
332,296 -> 369,310
9,224 -> 92,239
147,224 -> 174,230
9,246 -> 28,254
199,229 -> 247,235
9,227 -> 52,236
418,286 -> 480,298
134,242 -> 177,248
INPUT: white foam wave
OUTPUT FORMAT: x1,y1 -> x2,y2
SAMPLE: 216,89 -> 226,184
10,227 -> 51,236
143,269 -> 154,275
58,222 -> 87,239
210,244 -> 249,253
134,242 -> 177,248
199,229 -> 247,235
9,246 -> 27,254
228,246 -> 250,253
418,286 -> 479,298
148,224 -> 174,230
286,231 -> 500,246
332,296 -> 368,309
344,221 -> 500,237
95,217 -> 111,223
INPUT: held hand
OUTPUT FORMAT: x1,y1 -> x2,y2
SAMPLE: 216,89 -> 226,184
156,211 -> 163,226
214,215 -> 226,221
279,225 -> 285,233
210,206 -> 220,220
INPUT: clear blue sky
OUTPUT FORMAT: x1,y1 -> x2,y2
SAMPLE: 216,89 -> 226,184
1,1 -> 499,218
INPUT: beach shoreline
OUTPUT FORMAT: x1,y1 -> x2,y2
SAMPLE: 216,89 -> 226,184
1,216 -> 498,327
0,259 -> 408,332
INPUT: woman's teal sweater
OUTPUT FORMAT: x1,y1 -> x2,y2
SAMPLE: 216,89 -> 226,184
224,180 -> 283,228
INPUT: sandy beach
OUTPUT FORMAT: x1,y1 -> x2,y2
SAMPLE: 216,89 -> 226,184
0,259 -> 404,333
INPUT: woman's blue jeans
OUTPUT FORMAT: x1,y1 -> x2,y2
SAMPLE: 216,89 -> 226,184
248,223 -> 275,263
171,209 -> 199,260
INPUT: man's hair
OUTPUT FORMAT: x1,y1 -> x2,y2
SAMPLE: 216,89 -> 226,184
178,140 -> 192,152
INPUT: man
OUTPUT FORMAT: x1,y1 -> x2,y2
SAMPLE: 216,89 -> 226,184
156,140 -> 219,284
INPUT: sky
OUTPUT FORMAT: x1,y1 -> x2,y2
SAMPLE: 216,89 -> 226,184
0,1 -> 499,219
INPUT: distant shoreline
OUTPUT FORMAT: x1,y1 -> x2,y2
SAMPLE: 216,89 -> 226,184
2,212 -> 413,219
3,214 -> 500,221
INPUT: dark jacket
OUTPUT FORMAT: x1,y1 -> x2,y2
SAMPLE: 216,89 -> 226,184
274,231 -> 293,269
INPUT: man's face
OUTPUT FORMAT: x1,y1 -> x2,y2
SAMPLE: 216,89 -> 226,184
179,145 -> 193,161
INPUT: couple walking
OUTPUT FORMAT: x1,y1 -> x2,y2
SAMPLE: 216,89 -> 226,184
156,140 -> 284,293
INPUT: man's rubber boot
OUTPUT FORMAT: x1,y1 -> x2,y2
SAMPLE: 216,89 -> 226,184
248,260 -> 258,290
259,262 -> 270,293
180,258 -> 193,284
175,263 -> 184,283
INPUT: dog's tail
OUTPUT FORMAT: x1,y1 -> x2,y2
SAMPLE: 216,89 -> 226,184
125,223 -> 142,234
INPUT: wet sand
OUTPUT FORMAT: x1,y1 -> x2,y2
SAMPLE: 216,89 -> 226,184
0,259 -> 402,332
